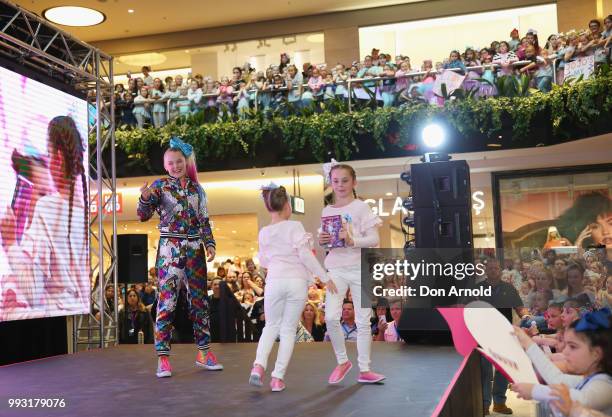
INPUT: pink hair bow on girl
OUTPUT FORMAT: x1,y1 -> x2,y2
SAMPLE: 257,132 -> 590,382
322,158 -> 339,185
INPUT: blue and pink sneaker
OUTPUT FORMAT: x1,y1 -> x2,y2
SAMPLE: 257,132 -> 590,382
195,350 -> 224,371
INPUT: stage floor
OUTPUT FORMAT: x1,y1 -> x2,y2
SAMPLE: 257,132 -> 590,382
0,342 -> 463,417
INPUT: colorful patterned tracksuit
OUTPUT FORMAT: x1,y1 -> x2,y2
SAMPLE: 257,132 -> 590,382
137,176 -> 215,356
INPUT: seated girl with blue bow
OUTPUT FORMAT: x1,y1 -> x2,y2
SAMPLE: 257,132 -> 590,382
511,308 -> 612,416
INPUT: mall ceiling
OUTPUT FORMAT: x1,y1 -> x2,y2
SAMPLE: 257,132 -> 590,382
15,0 -> 427,42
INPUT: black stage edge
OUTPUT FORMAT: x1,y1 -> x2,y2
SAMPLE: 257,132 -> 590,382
0,316 -> 67,366
0,343 -> 480,417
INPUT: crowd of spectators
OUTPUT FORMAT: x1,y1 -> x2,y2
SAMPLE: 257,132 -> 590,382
112,17 -> 612,128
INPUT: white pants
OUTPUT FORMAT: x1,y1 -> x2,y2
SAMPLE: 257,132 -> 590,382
254,278 -> 308,379
326,265 -> 372,372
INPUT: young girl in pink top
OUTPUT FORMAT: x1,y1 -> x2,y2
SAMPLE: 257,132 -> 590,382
319,162 -> 386,385
249,184 -> 337,392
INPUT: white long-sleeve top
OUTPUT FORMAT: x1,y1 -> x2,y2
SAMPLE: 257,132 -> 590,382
527,344 -> 612,415
321,199 -> 382,270
258,220 -> 329,283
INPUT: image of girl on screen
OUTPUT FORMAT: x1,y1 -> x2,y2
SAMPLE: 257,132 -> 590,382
555,192 -> 611,249
0,115 -> 88,321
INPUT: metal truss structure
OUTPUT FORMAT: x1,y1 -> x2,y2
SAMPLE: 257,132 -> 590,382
0,0 -> 117,350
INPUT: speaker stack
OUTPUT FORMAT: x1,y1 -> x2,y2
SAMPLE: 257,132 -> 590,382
117,234 -> 149,284
398,156 -> 474,343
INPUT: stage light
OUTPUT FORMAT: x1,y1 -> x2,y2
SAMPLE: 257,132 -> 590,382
422,123 -> 445,148
43,6 -> 105,27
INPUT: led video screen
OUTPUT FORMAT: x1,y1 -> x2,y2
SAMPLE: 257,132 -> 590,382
0,65 -> 89,321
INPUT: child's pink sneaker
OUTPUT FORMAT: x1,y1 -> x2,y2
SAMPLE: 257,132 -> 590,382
328,360 -> 352,384
270,377 -> 286,392
249,364 -> 265,387
357,371 -> 386,384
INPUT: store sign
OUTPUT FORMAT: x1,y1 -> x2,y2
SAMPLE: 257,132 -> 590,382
291,195 -> 305,215
90,192 -> 122,214
366,191 -> 486,217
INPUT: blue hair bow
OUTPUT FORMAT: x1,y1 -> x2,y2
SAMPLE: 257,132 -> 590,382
169,136 -> 193,157
575,307 -> 611,332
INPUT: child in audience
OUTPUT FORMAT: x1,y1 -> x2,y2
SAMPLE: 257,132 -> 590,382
187,80 -> 203,114
509,29 -> 521,51
323,73 -> 335,101
443,50 -> 467,75
163,81 -> 180,121
133,87 -> 153,128
394,60 -> 412,98
463,47 -> 482,92
150,78 -> 166,128
175,86 -> 191,117
270,74 -> 286,110
235,81 -> 250,119
203,78 -> 218,109
493,41 -> 518,77
217,76 -> 234,116
249,184 -> 337,392
334,64 -> 348,99
308,67 -> 325,102
511,308 -> 612,416
380,64 -> 396,107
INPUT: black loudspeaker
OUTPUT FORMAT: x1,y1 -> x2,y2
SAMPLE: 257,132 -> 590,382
397,308 -> 453,344
414,206 -> 473,248
117,234 -> 148,284
410,160 -> 471,208
410,160 -> 473,250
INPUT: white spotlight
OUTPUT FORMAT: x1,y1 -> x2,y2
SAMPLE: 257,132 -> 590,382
422,124 -> 445,148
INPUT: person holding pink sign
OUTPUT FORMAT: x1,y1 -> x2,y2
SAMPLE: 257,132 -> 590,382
318,160 -> 386,385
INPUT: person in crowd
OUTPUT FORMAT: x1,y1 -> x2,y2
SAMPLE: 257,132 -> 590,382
137,136 -> 222,378
526,29 -> 542,54
380,64 -> 396,107
231,66 -> 244,90
509,28 -> 521,51
187,80 -> 203,114
150,78 -> 166,128
511,308 -> 612,416
225,269 -> 240,293
596,275 -> 612,309
463,47 -> 482,92
394,60 -> 412,98
324,300 -> 358,342
307,67 -> 325,105
553,258 -> 569,291
270,74 -> 287,111
477,257 -> 532,415
375,300 -> 403,342
217,76 -> 234,117
443,50 -> 467,75
249,184 -> 337,392
175,85 -> 191,117
279,53 -> 290,74
526,267 -> 564,309
493,41 -> 518,77
140,281 -> 157,310
141,66 -> 154,86
518,45 -> 539,78
323,72 -> 335,102
203,78 -> 218,109
209,279 -> 244,343
565,262 -> 596,305
235,80 -> 250,119
163,81 -> 180,121
174,74 -> 184,88
164,76 -> 173,88
334,64 -> 349,100
299,301 -> 326,342
133,87 -> 153,128
319,161 -> 386,385
118,289 -> 154,344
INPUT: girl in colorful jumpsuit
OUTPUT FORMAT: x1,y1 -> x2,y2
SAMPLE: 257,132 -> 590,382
137,136 -> 223,378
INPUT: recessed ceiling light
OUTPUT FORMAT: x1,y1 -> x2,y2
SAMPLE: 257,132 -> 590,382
231,230 -> 237,234
43,6 -> 106,27
128,9 -> 135,13
385,192 -> 393,196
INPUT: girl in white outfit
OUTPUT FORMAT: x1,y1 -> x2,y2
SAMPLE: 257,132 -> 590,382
249,184 -> 338,392
319,162 -> 386,384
